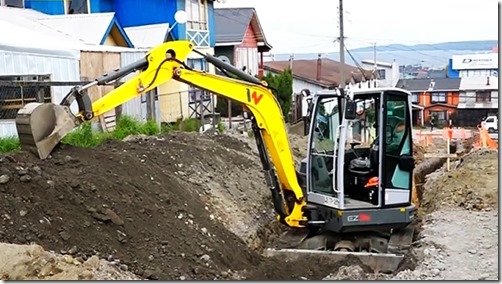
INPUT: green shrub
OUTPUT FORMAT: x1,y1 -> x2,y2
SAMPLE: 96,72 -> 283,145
61,122 -> 108,148
0,137 -> 20,153
181,118 -> 200,132
1,114 -> 219,154
217,122 -> 225,133
111,116 -> 160,140
62,115 -> 161,148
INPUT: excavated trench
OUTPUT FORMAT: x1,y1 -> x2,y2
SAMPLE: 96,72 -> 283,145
396,137 -> 477,275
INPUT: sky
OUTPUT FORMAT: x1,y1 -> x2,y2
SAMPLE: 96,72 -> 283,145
214,0 -> 499,54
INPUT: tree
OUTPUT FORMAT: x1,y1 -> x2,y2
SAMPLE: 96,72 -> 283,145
215,96 -> 243,117
260,68 -> 293,118
214,68 -> 293,119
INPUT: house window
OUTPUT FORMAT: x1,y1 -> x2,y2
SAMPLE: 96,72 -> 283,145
187,58 -> 211,102
411,92 -> 419,103
430,111 -> 447,121
377,69 -> 386,80
235,47 -> 259,76
0,75 -> 52,120
431,92 -> 447,103
66,0 -> 89,14
4,0 -> 23,8
475,91 -> 491,102
186,0 -> 207,30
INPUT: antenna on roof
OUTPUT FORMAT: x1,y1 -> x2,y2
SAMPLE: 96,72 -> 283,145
428,79 -> 435,91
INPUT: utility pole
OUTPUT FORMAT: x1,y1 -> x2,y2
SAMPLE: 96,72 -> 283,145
373,42 -> 377,70
373,42 -> 377,87
338,0 -> 345,89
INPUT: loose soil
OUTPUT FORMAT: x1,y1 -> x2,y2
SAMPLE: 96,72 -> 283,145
0,132 -> 344,280
421,149 -> 498,213
0,128 -> 487,280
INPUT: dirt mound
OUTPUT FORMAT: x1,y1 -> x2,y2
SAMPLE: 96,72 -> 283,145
0,242 -> 139,280
0,132 -> 338,280
0,135 -> 258,280
287,134 -> 308,166
413,143 -> 427,164
421,149 -> 498,213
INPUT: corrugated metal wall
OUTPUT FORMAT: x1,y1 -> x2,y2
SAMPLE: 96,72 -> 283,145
120,51 -> 161,125
0,50 -> 80,137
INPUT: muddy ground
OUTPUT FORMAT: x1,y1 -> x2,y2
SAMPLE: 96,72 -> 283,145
0,129 -> 496,280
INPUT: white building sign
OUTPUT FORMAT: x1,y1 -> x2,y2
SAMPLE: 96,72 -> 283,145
452,53 -> 498,70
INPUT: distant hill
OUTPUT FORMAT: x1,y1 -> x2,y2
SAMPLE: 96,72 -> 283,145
271,40 -> 498,67
351,40 -> 498,52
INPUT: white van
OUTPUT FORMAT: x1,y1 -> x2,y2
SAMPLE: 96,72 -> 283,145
481,116 -> 498,133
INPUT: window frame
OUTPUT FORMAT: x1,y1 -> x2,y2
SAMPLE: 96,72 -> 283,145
377,69 -> 386,80
429,110 -> 447,121
65,0 -> 90,15
4,0 -> 24,8
430,92 -> 447,103
475,91 -> 491,102
186,0 -> 208,30
411,92 -> 419,103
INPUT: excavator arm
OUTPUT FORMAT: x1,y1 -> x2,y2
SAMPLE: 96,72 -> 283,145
15,40 -> 307,228
172,68 -> 307,227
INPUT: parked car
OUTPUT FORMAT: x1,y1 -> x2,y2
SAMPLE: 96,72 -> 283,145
481,115 -> 498,133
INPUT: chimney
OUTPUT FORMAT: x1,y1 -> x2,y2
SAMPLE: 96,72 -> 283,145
316,54 -> 322,81
289,55 -> 294,70
486,76 -> 490,86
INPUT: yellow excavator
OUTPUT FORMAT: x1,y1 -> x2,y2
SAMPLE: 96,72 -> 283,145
15,40 -> 417,273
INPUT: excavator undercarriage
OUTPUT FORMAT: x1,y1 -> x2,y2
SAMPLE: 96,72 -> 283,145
266,222 -> 416,273
13,40 -> 419,275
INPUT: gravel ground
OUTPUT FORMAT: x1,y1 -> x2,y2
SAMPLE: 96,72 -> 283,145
324,148 -> 499,281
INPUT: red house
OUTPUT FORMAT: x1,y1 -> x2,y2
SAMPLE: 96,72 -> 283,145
213,7 -> 272,77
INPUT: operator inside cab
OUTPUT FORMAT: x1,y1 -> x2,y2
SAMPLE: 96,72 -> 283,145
387,120 -> 405,154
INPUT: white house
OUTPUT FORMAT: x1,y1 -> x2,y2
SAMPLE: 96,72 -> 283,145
264,56 -> 373,121
0,11 -> 84,137
456,75 -> 498,126
360,59 -> 401,88
0,6 -> 156,136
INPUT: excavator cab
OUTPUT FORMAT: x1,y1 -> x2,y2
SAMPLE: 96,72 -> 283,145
300,88 -> 416,234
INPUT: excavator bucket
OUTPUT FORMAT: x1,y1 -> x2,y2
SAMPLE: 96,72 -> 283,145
15,102 -> 77,160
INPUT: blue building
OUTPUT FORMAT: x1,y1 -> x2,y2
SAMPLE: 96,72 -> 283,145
3,0 -> 218,123
12,0 -> 216,49
447,53 -> 498,78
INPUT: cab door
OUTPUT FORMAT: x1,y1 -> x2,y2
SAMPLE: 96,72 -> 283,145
379,91 -> 415,207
